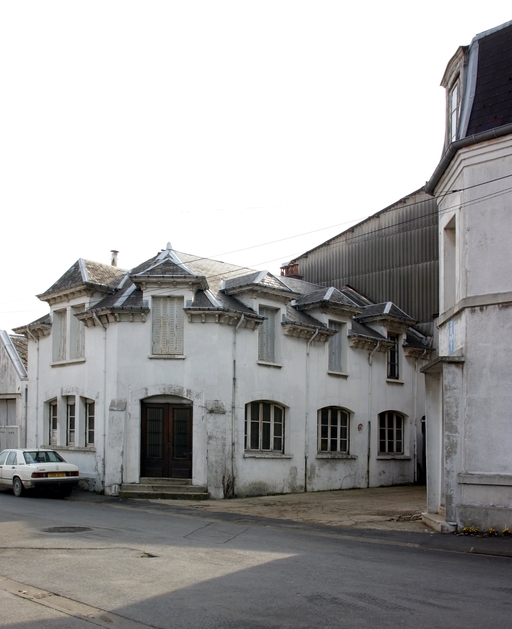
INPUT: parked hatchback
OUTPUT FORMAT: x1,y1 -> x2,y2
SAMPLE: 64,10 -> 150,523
0,449 -> 80,497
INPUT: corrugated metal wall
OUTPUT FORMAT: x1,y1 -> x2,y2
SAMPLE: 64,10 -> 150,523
293,190 -> 438,324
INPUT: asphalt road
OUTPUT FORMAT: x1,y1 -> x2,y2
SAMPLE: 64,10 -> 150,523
0,490 -> 511,629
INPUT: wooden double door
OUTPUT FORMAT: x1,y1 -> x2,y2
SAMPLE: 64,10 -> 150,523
141,403 -> 192,478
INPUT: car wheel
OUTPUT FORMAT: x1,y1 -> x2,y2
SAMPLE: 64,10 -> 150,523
13,477 -> 24,497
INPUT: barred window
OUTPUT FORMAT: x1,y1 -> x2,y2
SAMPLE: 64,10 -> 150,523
318,407 -> 349,453
245,401 -> 284,453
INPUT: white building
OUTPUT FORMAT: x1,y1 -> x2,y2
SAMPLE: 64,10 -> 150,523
15,244 -> 431,497
0,331 -> 28,450
423,20 -> 512,531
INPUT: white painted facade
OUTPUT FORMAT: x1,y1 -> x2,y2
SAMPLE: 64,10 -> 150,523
423,20 -> 512,530
18,247 -> 430,498
0,331 -> 28,450
424,134 -> 512,529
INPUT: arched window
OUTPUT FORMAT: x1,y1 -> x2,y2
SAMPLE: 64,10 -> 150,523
318,407 -> 350,453
378,411 -> 404,454
245,402 -> 285,453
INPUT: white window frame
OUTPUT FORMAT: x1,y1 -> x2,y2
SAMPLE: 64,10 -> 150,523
152,296 -> 185,356
245,401 -> 285,453
52,305 -> 85,363
49,401 -> 58,446
85,400 -> 95,446
449,81 -> 459,142
378,411 -> 404,454
318,407 -> 350,453
66,397 -> 76,446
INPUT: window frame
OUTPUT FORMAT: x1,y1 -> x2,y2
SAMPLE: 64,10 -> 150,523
66,398 -> 76,446
151,296 -> 185,356
49,401 -> 58,446
328,320 -> 346,373
245,401 -> 285,453
387,334 -> 400,380
258,306 -> 279,364
318,407 -> 350,454
85,400 -> 95,446
378,411 -> 404,455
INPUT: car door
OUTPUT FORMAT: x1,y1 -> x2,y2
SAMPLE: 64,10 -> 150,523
0,451 -> 8,486
2,451 -> 19,485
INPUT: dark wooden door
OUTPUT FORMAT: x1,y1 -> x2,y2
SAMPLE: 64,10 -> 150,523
141,403 -> 192,478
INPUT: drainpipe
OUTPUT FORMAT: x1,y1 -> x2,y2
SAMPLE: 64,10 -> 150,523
305,328 -> 320,493
367,341 -> 381,488
230,314 -> 245,497
26,327 -> 39,447
414,349 -> 428,483
94,313 -> 108,492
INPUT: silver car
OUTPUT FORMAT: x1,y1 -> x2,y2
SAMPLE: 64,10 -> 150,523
0,449 -> 80,497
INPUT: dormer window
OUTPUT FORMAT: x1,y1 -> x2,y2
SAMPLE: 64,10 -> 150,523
449,80 -> 459,142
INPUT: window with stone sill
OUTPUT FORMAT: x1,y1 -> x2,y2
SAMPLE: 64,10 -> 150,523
245,401 -> 284,453
378,411 -> 404,455
318,407 -> 350,454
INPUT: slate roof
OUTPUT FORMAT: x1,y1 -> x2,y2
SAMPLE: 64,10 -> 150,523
294,286 -> 362,312
355,302 -> 415,324
282,305 -> 328,331
222,271 -> 297,297
38,259 -> 125,300
466,21 -> 512,136
349,319 -> 387,342
9,335 -> 28,370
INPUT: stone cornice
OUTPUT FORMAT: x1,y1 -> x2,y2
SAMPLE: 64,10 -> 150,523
185,310 -> 261,328
282,323 -> 332,342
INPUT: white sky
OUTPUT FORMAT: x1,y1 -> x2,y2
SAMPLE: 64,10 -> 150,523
1,2 -> 511,333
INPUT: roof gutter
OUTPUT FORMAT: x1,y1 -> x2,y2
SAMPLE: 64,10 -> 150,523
426,123 -> 512,194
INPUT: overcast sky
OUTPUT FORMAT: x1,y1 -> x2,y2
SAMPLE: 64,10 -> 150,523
1,2 -> 511,333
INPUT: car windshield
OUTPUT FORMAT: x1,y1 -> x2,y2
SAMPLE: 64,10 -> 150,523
23,451 -> 66,464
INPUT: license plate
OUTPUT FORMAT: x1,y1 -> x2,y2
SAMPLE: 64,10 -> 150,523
48,472 -> 66,477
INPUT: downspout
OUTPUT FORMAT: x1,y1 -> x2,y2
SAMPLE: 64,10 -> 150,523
414,349 -> 428,483
94,313 -> 108,492
230,314 -> 245,498
367,341 -> 381,488
305,328 -> 320,493
26,327 -> 39,447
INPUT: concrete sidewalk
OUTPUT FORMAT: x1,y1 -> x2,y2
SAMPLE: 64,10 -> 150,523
152,484 -> 430,533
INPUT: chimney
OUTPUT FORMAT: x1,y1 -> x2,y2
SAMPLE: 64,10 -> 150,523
111,250 -> 119,267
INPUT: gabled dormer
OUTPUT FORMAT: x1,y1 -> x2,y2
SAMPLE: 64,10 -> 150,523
221,270 -> 299,305
441,45 -> 468,148
130,243 -> 208,292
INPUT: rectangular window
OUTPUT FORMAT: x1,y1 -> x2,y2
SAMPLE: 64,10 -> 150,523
52,310 -> 67,362
49,402 -> 58,445
318,407 -> 349,453
258,307 -> 277,363
328,321 -> 344,372
70,305 -> 85,359
245,401 -> 284,453
152,296 -> 184,355
379,411 -> 404,454
67,399 -> 76,445
85,401 -> 95,446
450,82 -> 459,142
387,334 -> 399,380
